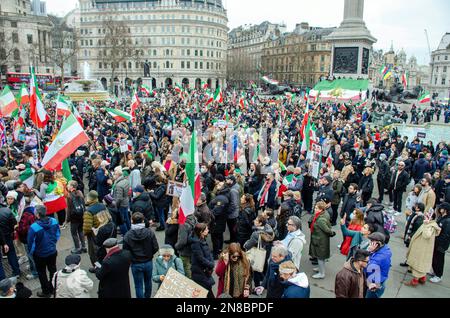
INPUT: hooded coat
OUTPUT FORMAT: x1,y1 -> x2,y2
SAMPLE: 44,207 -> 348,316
365,203 -> 385,234
27,217 -> 60,258
281,272 -> 310,298
123,225 -> 159,263
131,192 -> 155,222
53,268 -> 94,298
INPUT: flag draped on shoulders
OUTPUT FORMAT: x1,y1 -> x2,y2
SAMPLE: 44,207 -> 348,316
179,130 -> 201,225
43,180 -> 67,215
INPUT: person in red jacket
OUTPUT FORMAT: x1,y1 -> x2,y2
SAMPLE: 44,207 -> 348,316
16,205 -> 38,280
215,243 -> 251,298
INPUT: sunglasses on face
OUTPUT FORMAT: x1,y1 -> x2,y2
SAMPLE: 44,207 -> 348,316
231,254 -> 240,259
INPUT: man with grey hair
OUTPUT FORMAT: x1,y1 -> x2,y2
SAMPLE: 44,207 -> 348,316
113,166 -> 131,234
27,205 -> 60,298
281,216 -> 306,271
255,244 -> 292,298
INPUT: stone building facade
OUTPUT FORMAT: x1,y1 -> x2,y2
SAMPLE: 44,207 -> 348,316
77,0 -> 228,92
261,24 -> 335,87
429,33 -> 450,102
227,21 -> 286,87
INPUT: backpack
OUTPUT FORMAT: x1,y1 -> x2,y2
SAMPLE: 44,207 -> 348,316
71,193 -> 85,218
293,204 -> 303,222
382,210 -> 397,234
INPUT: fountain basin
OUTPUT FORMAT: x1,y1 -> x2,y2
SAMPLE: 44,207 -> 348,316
64,79 -> 110,102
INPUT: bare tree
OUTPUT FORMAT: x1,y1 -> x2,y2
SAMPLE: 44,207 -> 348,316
51,28 -> 78,88
227,51 -> 254,88
0,34 -> 16,84
99,17 -> 140,93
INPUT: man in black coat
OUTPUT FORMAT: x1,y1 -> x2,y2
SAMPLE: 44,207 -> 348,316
390,161 -> 410,213
123,213 -> 159,298
316,175 -> 334,210
95,238 -> 132,298
208,182 -> 230,260
340,184 -> 359,224
431,203 -> 450,283
0,207 -> 20,278
377,154 -> 390,203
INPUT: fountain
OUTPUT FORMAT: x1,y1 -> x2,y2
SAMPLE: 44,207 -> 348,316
64,62 -> 110,102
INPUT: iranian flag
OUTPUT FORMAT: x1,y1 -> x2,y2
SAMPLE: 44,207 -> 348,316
0,85 -> 19,117
174,84 -> 183,93
19,165 -> 35,189
418,91 -> 430,104
140,84 -> 151,96
71,104 -> 83,127
205,89 -> 214,106
41,113 -> 89,171
201,81 -> 209,90
130,91 -> 141,121
19,83 -> 30,105
214,87 -> 223,103
239,93 -> 246,109
301,117 -> 317,155
56,95 -> 71,117
29,66 -> 49,128
401,73 -> 408,90
326,153 -> 334,169
300,111 -> 309,140
43,180 -> 67,215
179,130 -> 201,225
105,108 -> 133,123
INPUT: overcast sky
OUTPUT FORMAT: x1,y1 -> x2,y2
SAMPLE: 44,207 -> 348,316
45,0 -> 449,65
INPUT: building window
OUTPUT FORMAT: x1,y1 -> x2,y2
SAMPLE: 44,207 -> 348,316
99,62 -> 102,69
181,61 -> 185,69
12,33 -> 19,43
166,61 -> 170,68
445,56 -> 448,61
200,62 -> 203,69
153,62 -> 157,68
187,49 -> 190,56
195,61 -> 198,69
187,61 -> 190,69
27,34 -> 33,44
13,49 -> 20,61
442,78 -> 446,85
11,21 -> 17,28
129,62 -> 132,69
444,66 -> 447,73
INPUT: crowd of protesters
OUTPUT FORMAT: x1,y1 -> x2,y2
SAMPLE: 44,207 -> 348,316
0,85 -> 449,299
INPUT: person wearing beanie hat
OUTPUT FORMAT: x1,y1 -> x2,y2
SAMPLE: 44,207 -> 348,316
152,244 -> 185,289
430,203 -> 450,283
52,254 -> 94,298
131,185 -> 155,228
0,277 -> 32,299
83,191 -> 109,272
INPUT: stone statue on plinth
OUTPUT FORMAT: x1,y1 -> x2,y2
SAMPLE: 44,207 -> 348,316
144,60 -> 150,78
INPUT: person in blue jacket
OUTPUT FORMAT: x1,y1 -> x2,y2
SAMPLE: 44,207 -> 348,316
365,232 -> 392,298
27,205 -> 61,298
279,260 -> 310,298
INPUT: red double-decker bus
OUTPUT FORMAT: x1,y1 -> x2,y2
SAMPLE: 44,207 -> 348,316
5,72 -> 55,90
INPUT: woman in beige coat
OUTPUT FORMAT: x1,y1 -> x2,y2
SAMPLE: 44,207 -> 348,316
405,216 -> 441,286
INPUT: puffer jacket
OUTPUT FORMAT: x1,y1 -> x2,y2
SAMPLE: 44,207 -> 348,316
113,176 -> 130,208
28,217 -> 60,258
366,244 -> 392,285
152,255 -> 185,286
52,269 -> 94,298
149,183 -> 170,210
82,203 -> 107,235
123,225 -> 159,264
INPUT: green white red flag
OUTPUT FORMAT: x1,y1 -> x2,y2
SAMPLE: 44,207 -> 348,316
19,83 -> 30,106
106,108 -> 133,123
56,95 -> 71,117
130,91 -> 141,121
29,66 -> 49,128
418,91 -> 430,104
41,113 -> 89,171
214,87 -> 223,103
179,130 -> 201,225
0,85 -> 19,117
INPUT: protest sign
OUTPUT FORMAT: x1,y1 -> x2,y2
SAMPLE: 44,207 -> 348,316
154,268 -> 208,298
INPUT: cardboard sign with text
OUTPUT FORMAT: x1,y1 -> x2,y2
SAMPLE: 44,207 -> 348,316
154,268 -> 208,298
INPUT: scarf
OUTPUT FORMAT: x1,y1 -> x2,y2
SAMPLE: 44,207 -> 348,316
258,180 -> 273,207
224,261 -> 248,298
405,212 -> 423,243
104,246 -> 121,261
164,160 -> 172,172
310,211 -> 323,234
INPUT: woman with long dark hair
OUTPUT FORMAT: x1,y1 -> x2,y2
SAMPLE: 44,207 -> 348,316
215,243 -> 252,298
